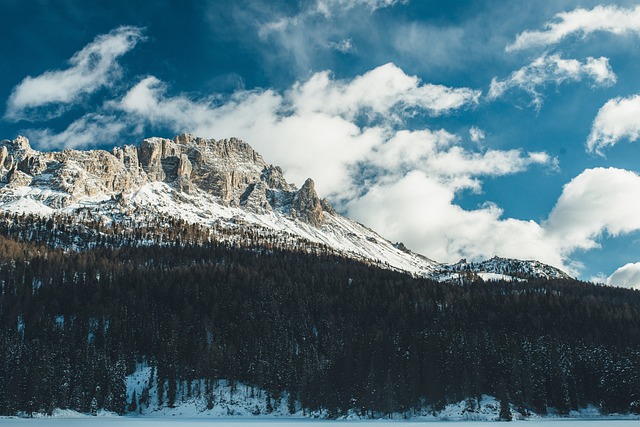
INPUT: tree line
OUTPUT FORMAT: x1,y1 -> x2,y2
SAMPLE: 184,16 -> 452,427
0,217 -> 639,417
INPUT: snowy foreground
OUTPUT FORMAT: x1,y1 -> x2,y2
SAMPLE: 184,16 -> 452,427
1,418 -> 640,426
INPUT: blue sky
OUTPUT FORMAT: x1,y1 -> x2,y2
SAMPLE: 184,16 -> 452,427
2,0 -> 640,286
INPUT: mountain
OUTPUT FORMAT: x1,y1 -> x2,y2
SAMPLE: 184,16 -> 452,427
2,135 -> 639,419
0,134 -> 569,282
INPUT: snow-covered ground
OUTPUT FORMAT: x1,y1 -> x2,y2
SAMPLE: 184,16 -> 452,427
1,417 -> 639,426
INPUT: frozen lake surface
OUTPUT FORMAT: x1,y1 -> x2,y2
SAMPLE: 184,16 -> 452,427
1,418 -> 639,426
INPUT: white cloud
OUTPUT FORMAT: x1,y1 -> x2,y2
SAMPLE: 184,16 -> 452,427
469,126 -> 485,144
587,94 -> 640,154
289,63 -> 481,118
606,262 -> 640,290
115,64 -> 482,196
258,0 -> 403,38
256,0 -> 405,73
365,129 -> 553,192
27,114 -> 127,150
507,4 -> 640,52
488,54 -> 616,109
5,26 -> 145,121
347,166 -> 640,276
328,38 -> 356,53
545,168 -> 640,254
315,0 -> 405,16
345,171 -> 563,268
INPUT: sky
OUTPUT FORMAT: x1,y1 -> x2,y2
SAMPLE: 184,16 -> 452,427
2,0 -> 640,287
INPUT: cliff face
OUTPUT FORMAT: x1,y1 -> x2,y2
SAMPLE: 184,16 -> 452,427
0,134 -> 327,224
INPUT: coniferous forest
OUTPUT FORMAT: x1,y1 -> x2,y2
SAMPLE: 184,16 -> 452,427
1,214 -> 640,417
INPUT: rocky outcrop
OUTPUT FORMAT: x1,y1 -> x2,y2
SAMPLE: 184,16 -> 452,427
18,154 -> 48,176
262,165 -> 292,191
7,166 -> 32,187
13,136 -> 31,151
0,146 -> 7,170
0,134 -> 329,226
176,154 -> 193,193
138,138 -> 168,182
240,180 -> 272,214
291,178 -> 324,226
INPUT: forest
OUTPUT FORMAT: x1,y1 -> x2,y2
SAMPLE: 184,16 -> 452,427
1,213 -> 640,417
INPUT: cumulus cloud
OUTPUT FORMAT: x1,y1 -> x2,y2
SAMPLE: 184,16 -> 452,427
507,4 -> 640,52
488,54 -> 616,109
288,63 -> 481,118
27,114 -> 127,150
469,126 -> 485,144
587,94 -> 640,154
5,26 -> 145,121
365,129 -> 553,192
347,166 -> 640,275
345,171 -> 563,267
545,168 -> 640,254
606,262 -> 640,290
113,64 -> 482,196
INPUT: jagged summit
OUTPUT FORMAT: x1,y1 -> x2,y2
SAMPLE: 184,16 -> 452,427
0,135 -> 571,282
0,134 -> 325,222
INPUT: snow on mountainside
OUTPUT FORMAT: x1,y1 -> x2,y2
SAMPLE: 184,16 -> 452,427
0,135 -> 570,282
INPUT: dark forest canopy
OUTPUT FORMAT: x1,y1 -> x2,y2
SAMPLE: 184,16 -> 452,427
0,215 -> 640,417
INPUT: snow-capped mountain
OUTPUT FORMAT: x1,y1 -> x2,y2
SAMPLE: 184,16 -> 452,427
0,135 -> 570,282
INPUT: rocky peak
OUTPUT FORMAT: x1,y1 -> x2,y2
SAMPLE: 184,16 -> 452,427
8,135 -> 31,151
0,136 -> 34,171
291,178 -> 325,226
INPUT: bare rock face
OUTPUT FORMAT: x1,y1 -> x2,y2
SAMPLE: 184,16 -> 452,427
177,153 -> 192,178
0,146 -> 7,170
176,153 -> 193,193
7,167 -> 32,187
138,138 -> 167,182
291,178 -> 324,226
18,154 -> 48,176
240,180 -> 273,214
0,134 -> 330,227
136,134 -> 273,206
262,165 -> 293,191
13,136 -> 31,151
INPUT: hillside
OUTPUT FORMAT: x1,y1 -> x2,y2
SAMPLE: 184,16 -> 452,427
0,231 -> 639,418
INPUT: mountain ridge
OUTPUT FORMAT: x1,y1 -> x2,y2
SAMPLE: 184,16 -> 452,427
0,134 -> 570,282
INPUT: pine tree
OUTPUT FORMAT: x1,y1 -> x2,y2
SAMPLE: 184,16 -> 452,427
128,390 -> 137,413
499,397 -> 512,421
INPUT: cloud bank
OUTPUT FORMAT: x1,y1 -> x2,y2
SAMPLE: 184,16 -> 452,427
507,4 -> 640,52
5,26 -> 144,122
114,63 -> 482,197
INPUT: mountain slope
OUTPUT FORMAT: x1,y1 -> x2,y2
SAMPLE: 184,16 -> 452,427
0,134 -> 569,281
